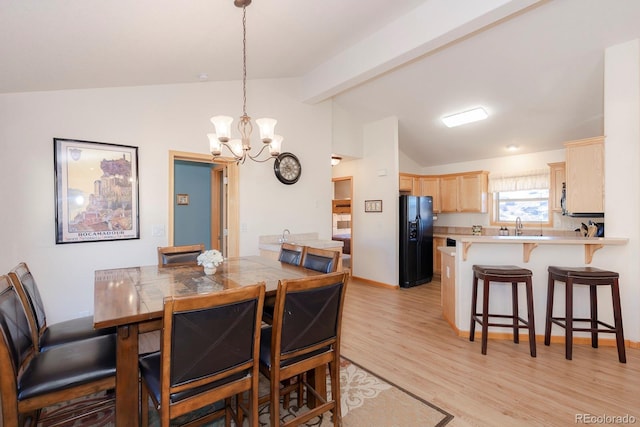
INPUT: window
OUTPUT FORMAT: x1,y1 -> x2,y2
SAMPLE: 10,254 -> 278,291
493,189 -> 549,223
489,169 -> 551,226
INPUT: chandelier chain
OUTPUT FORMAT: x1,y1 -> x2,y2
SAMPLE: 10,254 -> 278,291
242,5 -> 247,118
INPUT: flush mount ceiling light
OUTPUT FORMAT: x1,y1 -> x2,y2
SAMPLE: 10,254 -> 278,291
506,144 -> 519,151
208,0 -> 283,164
331,155 -> 342,166
442,107 -> 488,128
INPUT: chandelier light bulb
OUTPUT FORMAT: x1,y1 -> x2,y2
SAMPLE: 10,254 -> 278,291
269,135 -> 283,156
210,116 -> 234,142
256,118 -> 277,143
208,133 -> 222,156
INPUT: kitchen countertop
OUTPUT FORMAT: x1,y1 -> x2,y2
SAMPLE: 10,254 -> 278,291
258,232 -> 343,253
455,235 -> 628,264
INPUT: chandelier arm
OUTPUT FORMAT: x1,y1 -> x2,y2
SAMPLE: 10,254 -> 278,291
247,144 -> 276,162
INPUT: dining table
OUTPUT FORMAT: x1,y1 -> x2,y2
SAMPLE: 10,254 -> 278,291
93,255 -> 325,427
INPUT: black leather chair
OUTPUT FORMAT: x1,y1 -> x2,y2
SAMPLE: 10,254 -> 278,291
139,283 -> 265,427
301,247 -> 340,273
8,262 -> 115,352
0,275 -> 116,426
259,272 -> 348,427
278,243 -> 306,266
157,243 -> 206,267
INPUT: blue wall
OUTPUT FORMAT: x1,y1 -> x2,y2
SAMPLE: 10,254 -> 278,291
174,161 -> 213,248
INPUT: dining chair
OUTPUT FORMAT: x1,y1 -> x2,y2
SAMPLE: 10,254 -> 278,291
139,283 -> 265,427
0,275 -> 116,426
8,262 -> 115,352
157,243 -> 206,267
259,271 -> 348,427
278,243 -> 306,266
262,243 -> 308,325
301,247 -> 340,273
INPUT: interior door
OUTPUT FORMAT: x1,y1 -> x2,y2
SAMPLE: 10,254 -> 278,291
169,151 -> 239,257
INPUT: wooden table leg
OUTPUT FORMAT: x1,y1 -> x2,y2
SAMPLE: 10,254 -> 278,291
116,324 -> 139,427
306,366 -> 327,408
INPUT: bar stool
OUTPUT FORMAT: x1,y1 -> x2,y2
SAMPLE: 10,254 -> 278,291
544,266 -> 626,363
470,265 -> 536,357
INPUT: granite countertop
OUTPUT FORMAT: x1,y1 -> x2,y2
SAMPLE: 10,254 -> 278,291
259,232 -> 344,252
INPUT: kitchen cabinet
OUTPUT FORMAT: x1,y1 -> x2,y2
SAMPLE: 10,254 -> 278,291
548,162 -> 566,213
433,237 -> 445,276
399,173 -> 419,195
419,176 -> 440,213
439,171 -> 488,213
564,136 -> 604,214
440,248 -> 456,327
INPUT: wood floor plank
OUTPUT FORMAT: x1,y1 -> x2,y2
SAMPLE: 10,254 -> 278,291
341,277 -> 640,426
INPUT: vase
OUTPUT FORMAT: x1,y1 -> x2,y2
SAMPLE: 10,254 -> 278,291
203,266 -> 217,275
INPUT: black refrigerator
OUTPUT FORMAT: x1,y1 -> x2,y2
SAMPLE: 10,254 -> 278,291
399,195 -> 433,288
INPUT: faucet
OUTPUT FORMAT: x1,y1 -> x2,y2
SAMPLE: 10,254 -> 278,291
280,229 -> 290,243
515,217 -> 523,236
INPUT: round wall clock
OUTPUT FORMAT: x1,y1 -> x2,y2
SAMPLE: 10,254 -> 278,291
273,152 -> 301,185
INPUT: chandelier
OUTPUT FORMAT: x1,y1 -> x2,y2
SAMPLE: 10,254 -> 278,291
208,0 -> 283,164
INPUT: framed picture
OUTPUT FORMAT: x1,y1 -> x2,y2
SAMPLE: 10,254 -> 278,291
176,194 -> 190,205
54,138 -> 140,244
365,199 -> 383,212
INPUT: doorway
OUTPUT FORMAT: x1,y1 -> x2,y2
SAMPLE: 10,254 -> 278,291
168,151 -> 240,257
332,176 -> 353,272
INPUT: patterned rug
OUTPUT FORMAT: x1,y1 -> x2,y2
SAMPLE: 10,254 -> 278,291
37,358 -> 453,426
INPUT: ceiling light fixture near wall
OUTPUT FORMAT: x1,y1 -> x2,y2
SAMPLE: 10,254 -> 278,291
506,144 -> 519,151
442,107 -> 488,128
207,0 -> 283,164
331,155 -> 342,166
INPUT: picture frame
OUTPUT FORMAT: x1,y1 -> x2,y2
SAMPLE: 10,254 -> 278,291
54,138 -> 140,244
176,194 -> 190,205
365,199 -> 383,212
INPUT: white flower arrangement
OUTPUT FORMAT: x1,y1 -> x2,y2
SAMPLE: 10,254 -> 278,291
197,249 -> 224,269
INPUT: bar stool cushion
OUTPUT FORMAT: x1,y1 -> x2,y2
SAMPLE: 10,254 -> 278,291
548,266 -> 619,279
473,265 -> 532,278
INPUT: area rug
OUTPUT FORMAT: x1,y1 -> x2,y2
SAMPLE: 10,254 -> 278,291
38,358 -> 453,426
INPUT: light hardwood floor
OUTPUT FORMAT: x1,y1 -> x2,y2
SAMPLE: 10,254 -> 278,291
340,276 -> 640,427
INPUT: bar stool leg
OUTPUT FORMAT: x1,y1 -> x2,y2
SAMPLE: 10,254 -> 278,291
525,276 -> 536,357
611,278 -> 626,363
469,274 -> 479,342
511,282 -> 519,344
589,285 -> 598,348
544,272 -> 555,346
565,277 -> 574,360
481,278 -> 490,355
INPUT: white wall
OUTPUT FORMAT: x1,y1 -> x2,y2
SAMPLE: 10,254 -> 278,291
332,116 -> 400,286
0,78 -> 333,323
603,39 -> 640,341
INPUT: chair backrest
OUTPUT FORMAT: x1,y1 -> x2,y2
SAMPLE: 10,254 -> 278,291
0,275 -> 36,419
301,247 -> 340,273
271,272 -> 348,362
157,244 -> 205,267
160,283 -> 265,406
8,262 -> 46,348
278,243 -> 306,266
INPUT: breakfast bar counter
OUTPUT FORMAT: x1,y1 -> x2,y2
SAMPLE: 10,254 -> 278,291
442,235 -> 629,340
457,235 -> 628,264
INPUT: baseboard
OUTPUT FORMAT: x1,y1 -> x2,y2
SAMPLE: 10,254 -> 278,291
350,275 -> 396,289
458,329 -> 638,348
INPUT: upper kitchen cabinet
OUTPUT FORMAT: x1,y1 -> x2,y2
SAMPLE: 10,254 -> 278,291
564,136 -> 604,215
548,161 -> 566,213
440,171 -> 488,213
399,173 -> 420,195
419,176 -> 440,213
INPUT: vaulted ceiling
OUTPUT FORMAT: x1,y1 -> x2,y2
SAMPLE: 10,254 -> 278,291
2,0 -> 640,166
